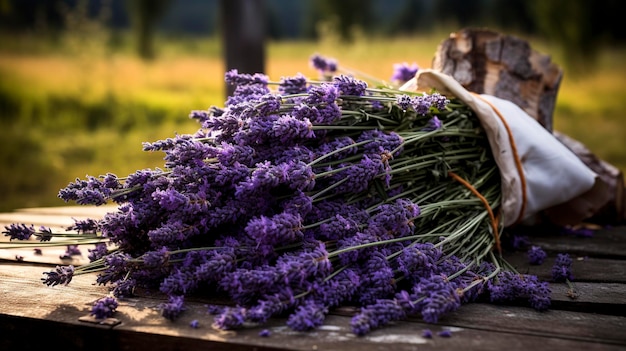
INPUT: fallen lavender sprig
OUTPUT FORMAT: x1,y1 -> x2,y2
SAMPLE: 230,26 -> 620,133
2,54 -> 552,336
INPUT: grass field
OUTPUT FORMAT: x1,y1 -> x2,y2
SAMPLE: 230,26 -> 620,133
1,31 -> 625,212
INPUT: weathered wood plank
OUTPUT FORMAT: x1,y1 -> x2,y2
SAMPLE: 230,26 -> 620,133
504,253 -> 626,283
2,263 -> 625,351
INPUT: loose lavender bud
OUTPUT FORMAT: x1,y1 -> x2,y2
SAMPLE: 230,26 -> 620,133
391,62 -> 419,84
161,295 -> 185,321
42,265 -> 75,286
422,329 -> 433,338
527,246 -> 547,265
259,329 -> 271,337
190,320 -> 200,328
310,54 -> 337,75
90,296 -> 118,319
552,253 -> 574,282
438,329 -> 452,337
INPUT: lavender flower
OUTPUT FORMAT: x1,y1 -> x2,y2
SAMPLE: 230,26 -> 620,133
90,296 -> 118,319
552,253 -> 574,282
161,295 -> 185,321
391,62 -> 419,84
41,265 -> 75,286
310,54 -> 338,75
286,300 -> 328,331
333,75 -> 367,96
3,223 -> 35,240
527,246 -> 547,265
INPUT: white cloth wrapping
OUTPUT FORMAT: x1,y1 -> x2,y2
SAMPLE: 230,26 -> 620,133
401,69 -> 610,227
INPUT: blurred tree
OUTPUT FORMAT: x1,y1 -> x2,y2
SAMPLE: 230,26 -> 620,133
219,0 -> 266,97
526,0 -> 625,71
128,0 -> 171,60
315,0 -> 371,42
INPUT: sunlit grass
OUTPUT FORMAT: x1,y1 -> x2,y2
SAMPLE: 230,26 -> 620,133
1,32 -> 625,211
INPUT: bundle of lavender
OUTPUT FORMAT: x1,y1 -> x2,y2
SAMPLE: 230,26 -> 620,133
2,55 -> 550,336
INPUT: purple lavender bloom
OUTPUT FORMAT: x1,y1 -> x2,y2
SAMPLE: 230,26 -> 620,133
422,116 -> 442,132
152,188 -> 188,211
227,84 -> 271,106
292,103 -> 320,123
279,73 -> 308,94
411,95 -> 432,115
333,75 -> 367,96
331,154 -> 386,194
214,306 -> 246,329
305,84 -> 339,104
67,218 -> 99,234
112,278 -> 136,298
396,94 -> 413,111
529,281 -> 551,311
420,288 -> 461,324
313,136 -> 357,160
258,329 -> 271,337
527,246 -> 547,265
391,62 -> 419,84
3,223 -> 35,240
552,253 -> 574,282
429,93 -> 450,111
358,130 -> 404,157
88,243 -> 109,262
422,329 -> 433,338
142,246 -> 170,268
438,329 -> 452,337
284,161 -> 316,191
280,190 -> 313,216
161,295 -> 185,321
318,214 -> 360,240
350,298 -> 407,336
245,212 -> 303,247
357,252 -> 396,305
396,243 -> 442,280
310,268 -> 360,307
41,265 -> 75,286
286,300 -> 328,331
190,319 -> 200,328
58,176 -> 110,206
224,69 -> 269,86
189,109 -> 211,124
90,296 -> 118,319
316,103 -> 342,125
64,244 -> 82,256
367,198 -> 420,238
310,54 -> 338,75
271,115 -> 315,144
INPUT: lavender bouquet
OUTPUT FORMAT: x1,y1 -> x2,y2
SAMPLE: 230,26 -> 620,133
2,55 -> 550,335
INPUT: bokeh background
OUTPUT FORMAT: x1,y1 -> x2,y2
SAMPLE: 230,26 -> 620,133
1,0 -> 625,212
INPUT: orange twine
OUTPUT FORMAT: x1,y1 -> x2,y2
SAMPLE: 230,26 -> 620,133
469,92 -> 528,225
448,171 -> 502,254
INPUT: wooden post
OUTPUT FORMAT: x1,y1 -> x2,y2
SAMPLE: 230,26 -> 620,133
220,0 -> 266,98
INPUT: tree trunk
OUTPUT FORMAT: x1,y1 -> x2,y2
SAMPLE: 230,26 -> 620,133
432,27 -> 562,131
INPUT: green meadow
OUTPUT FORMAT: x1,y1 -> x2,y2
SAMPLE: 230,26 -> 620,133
1,31 -> 625,212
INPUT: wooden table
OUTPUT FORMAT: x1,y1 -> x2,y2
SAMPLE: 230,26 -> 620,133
1,206 -> 625,351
